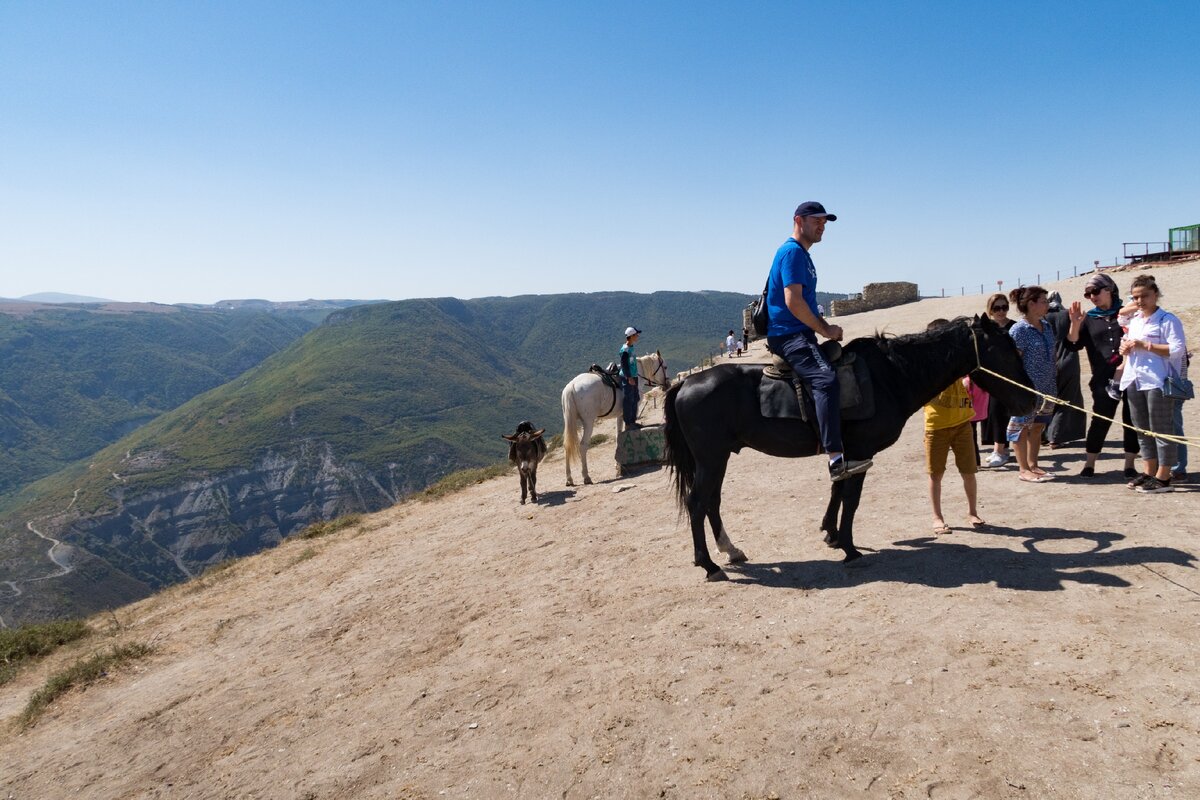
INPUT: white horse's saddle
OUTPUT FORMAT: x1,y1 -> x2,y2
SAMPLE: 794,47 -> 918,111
589,363 -> 624,391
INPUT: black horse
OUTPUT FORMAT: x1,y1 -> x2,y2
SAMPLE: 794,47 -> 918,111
663,315 -> 1036,580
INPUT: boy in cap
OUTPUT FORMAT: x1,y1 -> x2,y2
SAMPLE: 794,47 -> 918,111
620,326 -> 642,428
765,201 -> 872,481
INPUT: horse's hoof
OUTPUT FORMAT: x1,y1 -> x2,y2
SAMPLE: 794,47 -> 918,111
566,480 -> 575,487
705,569 -> 730,582
728,550 -> 748,563
842,551 -> 867,568
583,477 -> 593,485
520,499 -> 526,505
823,532 -> 840,548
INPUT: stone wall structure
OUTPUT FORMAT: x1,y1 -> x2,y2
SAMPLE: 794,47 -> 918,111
830,281 -> 919,317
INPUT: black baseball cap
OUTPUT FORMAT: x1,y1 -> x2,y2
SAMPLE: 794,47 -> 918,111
794,201 -> 837,221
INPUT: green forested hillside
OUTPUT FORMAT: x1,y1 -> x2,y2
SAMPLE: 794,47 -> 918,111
0,306 -> 314,496
29,291 -> 759,502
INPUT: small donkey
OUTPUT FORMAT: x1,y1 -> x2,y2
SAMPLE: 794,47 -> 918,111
503,421 -> 548,505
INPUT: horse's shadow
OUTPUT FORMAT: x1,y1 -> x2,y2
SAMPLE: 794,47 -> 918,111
725,526 -> 1195,592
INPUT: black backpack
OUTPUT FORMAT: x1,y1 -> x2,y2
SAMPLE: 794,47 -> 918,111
750,278 -> 769,337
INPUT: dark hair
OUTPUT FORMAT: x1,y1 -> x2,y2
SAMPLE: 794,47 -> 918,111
1008,285 -> 1047,314
927,318 -> 951,331
1130,274 -> 1162,298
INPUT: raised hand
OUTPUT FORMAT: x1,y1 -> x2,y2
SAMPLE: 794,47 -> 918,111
1068,301 -> 1084,324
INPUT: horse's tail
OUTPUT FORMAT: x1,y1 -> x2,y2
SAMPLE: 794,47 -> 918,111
662,380 -> 694,512
561,381 -> 579,473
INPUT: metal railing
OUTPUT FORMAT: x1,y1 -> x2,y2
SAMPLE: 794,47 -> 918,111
1123,241 -> 1171,259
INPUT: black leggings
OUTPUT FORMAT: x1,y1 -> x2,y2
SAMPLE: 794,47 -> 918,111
1085,382 -> 1139,455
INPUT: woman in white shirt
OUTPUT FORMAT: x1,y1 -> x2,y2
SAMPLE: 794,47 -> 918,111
1118,274 -> 1188,493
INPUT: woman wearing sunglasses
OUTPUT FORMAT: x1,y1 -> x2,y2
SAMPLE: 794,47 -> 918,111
980,293 -> 1015,467
1064,272 -> 1139,478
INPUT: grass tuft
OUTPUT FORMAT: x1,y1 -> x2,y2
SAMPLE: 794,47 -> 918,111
19,642 -> 153,728
290,547 -> 318,565
297,513 -> 363,540
0,619 -> 91,686
418,463 -> 511,501
588,433 -> 609,446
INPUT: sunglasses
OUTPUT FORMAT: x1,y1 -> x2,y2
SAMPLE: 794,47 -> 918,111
1083,288 -> 1105,297
991,304 -> 1009,311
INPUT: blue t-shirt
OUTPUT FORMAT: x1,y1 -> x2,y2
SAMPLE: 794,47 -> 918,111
619,343 -> 638,378
766,238 -> 818,337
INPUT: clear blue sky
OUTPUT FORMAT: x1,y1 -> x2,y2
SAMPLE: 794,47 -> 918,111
2,1 -> 1197,304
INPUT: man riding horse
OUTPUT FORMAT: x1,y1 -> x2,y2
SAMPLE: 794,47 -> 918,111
765,201 -> 872,481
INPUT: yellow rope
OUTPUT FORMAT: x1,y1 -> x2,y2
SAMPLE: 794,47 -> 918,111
969,327 -> 1198,447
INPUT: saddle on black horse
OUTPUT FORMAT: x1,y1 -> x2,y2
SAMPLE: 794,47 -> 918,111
759,340 -> 875,423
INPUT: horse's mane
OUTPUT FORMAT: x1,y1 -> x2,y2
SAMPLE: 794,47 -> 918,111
858,316 -> 975,380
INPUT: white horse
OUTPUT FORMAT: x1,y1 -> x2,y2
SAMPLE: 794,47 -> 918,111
561,351 -> 670,486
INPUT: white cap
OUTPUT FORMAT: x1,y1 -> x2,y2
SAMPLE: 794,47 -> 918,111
624,326 -> 641,337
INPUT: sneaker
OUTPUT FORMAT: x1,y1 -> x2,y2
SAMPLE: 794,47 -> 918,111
985,452 -> 1007,468
1079,466 -> 1095,478
1127,473 -> 1151,490
1137,476 -> 1174,494
1171,470 -> 1187,482
829,457 -> 873,482
625,421 -> 643,430
1105,379 -> 1122,401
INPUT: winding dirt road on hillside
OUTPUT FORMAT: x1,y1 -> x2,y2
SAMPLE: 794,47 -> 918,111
2,263 -> 1199,798
0,491 -> 80,629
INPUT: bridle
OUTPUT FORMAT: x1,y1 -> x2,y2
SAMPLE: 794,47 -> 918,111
640,353 -> 670,389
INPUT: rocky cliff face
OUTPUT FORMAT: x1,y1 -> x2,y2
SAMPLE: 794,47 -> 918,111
63,442 -> 408,593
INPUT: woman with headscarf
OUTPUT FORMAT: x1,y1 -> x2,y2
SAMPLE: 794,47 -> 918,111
1064,272 -> 1139,478
1113,274 -> 1188,493
1008,286 -> 1058,482
981,292 -> 1015,467
1044,290 -> 1086,447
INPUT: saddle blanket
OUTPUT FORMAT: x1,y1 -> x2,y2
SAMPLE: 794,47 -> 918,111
759,357 -> 875,422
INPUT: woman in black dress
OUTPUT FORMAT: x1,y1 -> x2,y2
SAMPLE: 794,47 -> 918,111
1064,272 -> 1138,478
981,292 -> 1015,467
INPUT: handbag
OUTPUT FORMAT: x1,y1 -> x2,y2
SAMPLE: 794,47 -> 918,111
1163,370 -> 1194,401
750,278 -> 769,337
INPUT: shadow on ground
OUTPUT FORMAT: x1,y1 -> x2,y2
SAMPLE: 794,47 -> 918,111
723,525 -> 1196,592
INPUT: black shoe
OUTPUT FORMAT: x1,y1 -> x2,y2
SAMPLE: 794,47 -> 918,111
1137,476 -> 1174,494
1079,466 -> 1095,478
829,457 -> 873,482
625,421 -> 642,429
1127,473 -> 1151,490
1124,467 -> 1139,479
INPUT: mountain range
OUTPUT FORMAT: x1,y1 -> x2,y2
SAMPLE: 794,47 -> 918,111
0,289 -> 845,626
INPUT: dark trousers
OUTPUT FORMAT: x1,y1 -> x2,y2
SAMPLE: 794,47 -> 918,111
770,331 -> 842,454
1085,380 -> 1138,455
622,381 -> 640,424
981,393 -> 1009,447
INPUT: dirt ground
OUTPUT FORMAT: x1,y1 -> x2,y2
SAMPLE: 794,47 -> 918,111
2,263 -> 1199,799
